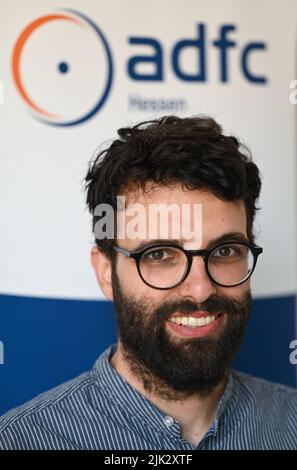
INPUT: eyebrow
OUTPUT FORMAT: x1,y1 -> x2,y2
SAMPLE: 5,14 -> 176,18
207,232 -> 249,248
131,232 -> 249,252
132,239 -> 182,252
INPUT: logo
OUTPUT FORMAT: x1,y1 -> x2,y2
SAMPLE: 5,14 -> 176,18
12,9 -> 113,126
12,10 -> 267,126
127,24 -> 267,84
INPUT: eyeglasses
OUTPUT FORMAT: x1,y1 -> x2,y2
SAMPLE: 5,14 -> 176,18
113,241 -> 263,290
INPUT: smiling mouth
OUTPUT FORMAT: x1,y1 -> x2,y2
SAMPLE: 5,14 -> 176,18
168,312 -> 223,328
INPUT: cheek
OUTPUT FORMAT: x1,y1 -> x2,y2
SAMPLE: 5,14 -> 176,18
117,258 -> 137,290
218,279 -> 250,300
116,257 -> 149,294
117,258 -> 171,303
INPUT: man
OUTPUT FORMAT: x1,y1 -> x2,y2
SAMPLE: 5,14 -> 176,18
0,115 -> 297,450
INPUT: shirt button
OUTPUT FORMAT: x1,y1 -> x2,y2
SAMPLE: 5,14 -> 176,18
163,415 -> 174,427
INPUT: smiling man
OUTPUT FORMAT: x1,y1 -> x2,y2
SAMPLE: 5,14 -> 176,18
1,115 -> 297,450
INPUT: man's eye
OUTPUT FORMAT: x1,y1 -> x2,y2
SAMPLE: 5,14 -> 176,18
213,245 -> 236,257
142,249 -> 173,262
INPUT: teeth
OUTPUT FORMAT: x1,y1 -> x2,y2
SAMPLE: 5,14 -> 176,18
188,317 -> 196,327
169,315 -> 216,328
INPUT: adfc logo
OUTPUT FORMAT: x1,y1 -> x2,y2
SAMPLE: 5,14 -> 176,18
12,9 -> 113,126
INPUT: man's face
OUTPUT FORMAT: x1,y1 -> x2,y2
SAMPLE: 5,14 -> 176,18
110,184 -> 252,399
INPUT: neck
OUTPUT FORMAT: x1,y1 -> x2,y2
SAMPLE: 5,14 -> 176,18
109,341 -> 228,447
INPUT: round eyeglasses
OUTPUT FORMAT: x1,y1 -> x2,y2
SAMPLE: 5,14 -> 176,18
113,241 -> 263,290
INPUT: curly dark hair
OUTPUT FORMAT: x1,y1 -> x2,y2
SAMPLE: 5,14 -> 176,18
85,115 -> 262,258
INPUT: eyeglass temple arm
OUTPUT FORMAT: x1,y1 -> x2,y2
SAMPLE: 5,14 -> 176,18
113,246 -> 131,257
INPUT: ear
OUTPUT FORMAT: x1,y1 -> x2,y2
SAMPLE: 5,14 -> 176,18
91,245 -> 114,301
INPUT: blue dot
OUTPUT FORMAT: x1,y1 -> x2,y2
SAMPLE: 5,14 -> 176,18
58,62 -> 69,74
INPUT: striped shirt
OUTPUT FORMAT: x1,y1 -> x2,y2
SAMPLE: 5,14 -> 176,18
0,343 -> 297,450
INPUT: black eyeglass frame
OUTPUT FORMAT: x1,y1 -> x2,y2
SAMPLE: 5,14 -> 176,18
113,241 -> 263,290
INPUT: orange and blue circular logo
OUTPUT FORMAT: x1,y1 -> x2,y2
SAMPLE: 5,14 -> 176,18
12,9 -> 113,126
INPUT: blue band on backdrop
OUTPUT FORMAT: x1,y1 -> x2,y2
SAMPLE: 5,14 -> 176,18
0,293 -> 295,415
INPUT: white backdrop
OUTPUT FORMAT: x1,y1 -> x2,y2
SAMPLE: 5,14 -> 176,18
1,0 -> 297,301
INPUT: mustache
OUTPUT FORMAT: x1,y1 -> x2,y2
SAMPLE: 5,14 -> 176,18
153,292 -> 251,322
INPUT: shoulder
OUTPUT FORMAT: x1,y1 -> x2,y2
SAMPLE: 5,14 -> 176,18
0,371 -> 94,449
231,369 -> 297,412
232,369 -> 297,396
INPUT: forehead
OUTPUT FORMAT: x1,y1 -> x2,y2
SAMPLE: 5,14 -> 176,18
120,182 -> 247,247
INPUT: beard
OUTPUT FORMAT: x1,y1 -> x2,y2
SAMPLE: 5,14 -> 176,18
111,266 -> 252,401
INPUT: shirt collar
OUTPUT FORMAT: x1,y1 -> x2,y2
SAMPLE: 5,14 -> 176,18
91,343 -> 234,439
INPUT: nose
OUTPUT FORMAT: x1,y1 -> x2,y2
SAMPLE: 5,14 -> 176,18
176,255 -> 217,302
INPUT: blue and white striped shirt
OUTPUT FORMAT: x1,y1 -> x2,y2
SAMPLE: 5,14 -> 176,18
0,343 -> 297,450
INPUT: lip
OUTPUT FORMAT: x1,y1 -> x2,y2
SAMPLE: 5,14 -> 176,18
166,313 -> 225,338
